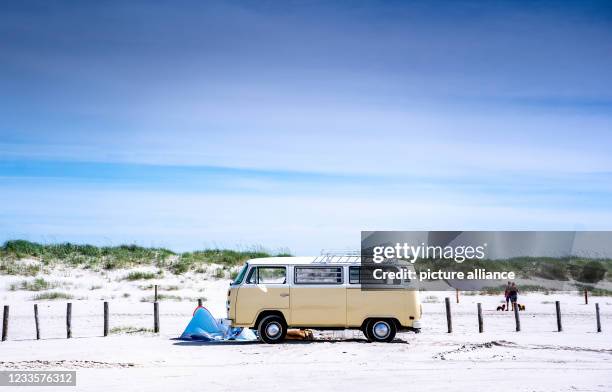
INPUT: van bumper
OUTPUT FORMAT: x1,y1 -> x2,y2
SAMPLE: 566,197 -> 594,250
399,320 -> 422,333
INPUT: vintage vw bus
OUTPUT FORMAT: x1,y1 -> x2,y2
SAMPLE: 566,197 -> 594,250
227,256 -> 422,343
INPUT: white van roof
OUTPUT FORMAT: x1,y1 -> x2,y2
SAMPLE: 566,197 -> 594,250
247,256 -> 361,265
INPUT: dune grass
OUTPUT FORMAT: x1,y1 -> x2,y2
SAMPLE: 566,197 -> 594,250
1,240 -> 175,270
1,240 -> 288,275
110,326 -> 154,334
7,240 -> 608,285
476,284 -> 558,295
140,294 -> 202,302
0,259 -> 41,276
415,256 -> 612,284
168,248 -> 272,274
574,284 -> 612,296
32,291 -> 74,300
122,271 -> 161,281
10,278 -> 57,291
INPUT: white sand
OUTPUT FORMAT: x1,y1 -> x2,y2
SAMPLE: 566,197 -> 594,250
1,267 -> 611,391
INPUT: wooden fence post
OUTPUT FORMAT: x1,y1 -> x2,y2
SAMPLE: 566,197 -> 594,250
66,303 -> 72,338
34,304 -> 40,340
154,285 -> 158,302
555,301 -> 562,332
514,303 -> 520,332
595,303 -> 601,333
103,302 -> 109,337
2,305 -> 8,341
584,288 -> 588,305
445,297 -> 452,333
477,303 -> 483,333
154,302 -> 159,333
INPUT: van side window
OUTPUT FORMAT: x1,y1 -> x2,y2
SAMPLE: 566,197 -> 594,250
295,267 -> 343,284
349,266 -> 360,284
246,267 -> 286,284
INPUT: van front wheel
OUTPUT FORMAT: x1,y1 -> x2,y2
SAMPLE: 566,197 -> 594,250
361,325 -> 371,341
366,319 -> 396,343
258,315 -> 287,344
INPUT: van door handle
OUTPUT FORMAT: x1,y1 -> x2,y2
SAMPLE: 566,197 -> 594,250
280,293 -> 289,297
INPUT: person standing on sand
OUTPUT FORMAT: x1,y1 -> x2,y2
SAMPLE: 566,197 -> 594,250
504,281 -> 512,311
509,282 -> 519,311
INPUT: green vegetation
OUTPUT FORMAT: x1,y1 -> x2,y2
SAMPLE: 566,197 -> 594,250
577,261 -> 607,283
123,271 -> 161,281
1,240 -> 289,276
140,294 -> 201,302
587,287 -> 612,296
169,248 -> 272,274
32,291 -> 74,300
139,284 -> 179,291
414,256 -> 612,283
421,295 -> 440,303
574,284 -> 612,297
476,286 -> 504,295
10,278 -> 57,291
5,240 -> 609,288
110,326 -> 154,334
476,284 -> 557,295
169,261 -> 191,275
0,259 -> 41,276
518,284 -> 558,293
1,240 -> 175,270
214,268 -> 226,279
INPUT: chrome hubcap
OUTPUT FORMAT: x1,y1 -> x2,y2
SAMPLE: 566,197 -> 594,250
266,322 -> 281,338
373,321 -> 390,339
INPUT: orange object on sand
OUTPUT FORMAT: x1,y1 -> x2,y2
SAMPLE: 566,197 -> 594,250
286,329 -> 314,340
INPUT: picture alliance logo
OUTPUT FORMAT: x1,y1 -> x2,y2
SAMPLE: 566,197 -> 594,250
371,242 -> 488,263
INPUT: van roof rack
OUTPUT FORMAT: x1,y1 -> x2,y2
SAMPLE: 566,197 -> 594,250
313,249 -> 361,264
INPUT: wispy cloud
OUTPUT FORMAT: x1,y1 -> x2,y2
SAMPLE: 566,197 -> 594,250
1,159 -> 611,254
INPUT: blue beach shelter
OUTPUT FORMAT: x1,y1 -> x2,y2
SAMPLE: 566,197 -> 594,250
179,306 -> 257,341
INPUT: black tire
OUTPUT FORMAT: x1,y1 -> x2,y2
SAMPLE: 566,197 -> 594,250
257,315 -> 287,344
361,322 -> 372,341
366,319 -> 396,343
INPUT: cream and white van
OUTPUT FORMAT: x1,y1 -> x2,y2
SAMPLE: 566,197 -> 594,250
227,256 -> 422,343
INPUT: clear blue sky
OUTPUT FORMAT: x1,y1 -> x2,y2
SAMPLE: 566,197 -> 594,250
1,1 -> 612,254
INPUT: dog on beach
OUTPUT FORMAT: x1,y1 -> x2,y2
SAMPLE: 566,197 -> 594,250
497,304 -> 526,311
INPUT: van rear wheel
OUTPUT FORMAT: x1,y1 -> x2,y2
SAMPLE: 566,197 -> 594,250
258,315 -> 287,344
365,319 -> 396,343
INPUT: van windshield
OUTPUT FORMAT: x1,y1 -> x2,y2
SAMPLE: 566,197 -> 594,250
232,263 -> 249,285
